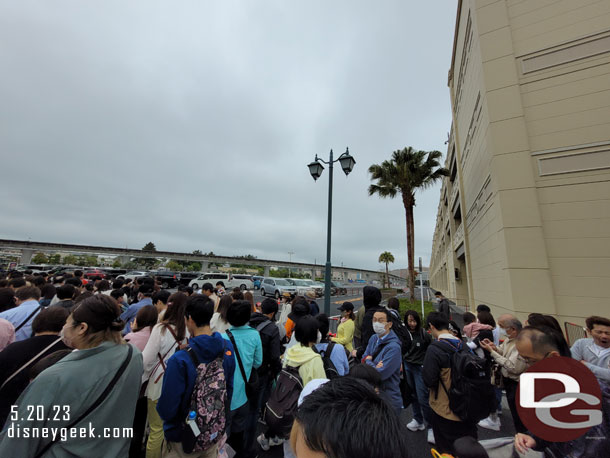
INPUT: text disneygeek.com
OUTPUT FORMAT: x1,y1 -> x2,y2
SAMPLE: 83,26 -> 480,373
6,423 -> 133,441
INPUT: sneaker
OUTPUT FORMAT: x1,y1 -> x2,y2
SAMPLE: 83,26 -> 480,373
406,419 -> 426,431
427,429 -> 435,444
268,436 -> 285,447
478,416 -> 501,431
257,434 -> 270,451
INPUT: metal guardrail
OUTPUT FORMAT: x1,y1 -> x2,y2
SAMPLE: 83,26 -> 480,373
564,322 -> 587,346
329,315 -> 340,335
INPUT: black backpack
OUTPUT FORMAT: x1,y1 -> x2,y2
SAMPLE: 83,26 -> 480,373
313,342 -> 340,379
438,341 -> 496,422
388,310 -> 410,355
263,365 -> 304,437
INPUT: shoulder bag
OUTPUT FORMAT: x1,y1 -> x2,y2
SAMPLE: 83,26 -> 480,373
226,330 -> 259,399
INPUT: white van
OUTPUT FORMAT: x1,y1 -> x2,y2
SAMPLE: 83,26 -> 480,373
189,273 -> 253,291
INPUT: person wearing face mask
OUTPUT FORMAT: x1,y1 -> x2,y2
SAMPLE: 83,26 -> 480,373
479,314 -> 527,434
0,295 -> 143,457
434,291 -> 451,321
120,284 -> 154,335
362,309 -> 403,414
331,302 -> 355,351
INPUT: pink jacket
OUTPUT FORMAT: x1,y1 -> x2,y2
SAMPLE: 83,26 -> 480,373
0,318 -> 16,351
124,326 -> 152,352
463,322 -> 492,339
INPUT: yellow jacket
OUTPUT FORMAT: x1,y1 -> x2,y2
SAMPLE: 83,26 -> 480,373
283,344 -> 326,386
331,319 -> 354,352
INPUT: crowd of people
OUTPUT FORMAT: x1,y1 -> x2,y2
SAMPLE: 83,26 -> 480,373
0,269 -> 608,457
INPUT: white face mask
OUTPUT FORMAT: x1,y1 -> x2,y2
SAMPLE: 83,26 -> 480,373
498,327 -> 507,337
372,322 -> 387,336
316,331 -> 322,344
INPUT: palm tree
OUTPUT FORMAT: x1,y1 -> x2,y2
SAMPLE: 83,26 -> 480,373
369,147 -> 449,300
378,251 -> 395,288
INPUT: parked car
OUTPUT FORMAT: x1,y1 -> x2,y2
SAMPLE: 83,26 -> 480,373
117,271 -> 149,282
312,281 -> 326,297
285,278 -> 317,297
151,271 -> 182,289
252,275 -> 264,290
331,281 -> 347,296
178,271 -> 199,286
83,269 -> 108,280
260,278 -> 297,299
189,272 -> 253,291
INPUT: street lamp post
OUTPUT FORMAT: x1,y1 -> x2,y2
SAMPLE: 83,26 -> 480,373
308,147 -> 356,315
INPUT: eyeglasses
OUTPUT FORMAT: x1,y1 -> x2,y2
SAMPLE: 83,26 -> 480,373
519,351 -> 551,365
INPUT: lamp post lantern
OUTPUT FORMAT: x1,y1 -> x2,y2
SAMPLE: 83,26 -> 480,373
307,147 -> 356,315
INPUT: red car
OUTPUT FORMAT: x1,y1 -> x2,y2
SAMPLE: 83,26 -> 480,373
83,269 -> 107,279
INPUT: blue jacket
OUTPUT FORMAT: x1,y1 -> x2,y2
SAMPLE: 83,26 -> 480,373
363,330 -> 403,411
222,325 -> 263,410
157,332 -> 236,443
120,297 -> 152,335
314,341 -> 349,376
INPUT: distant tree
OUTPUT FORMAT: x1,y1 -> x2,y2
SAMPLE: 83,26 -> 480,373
142,242 -> 157,252
166,260 -> 182,271
378,252 -> 395,289
123,260 -> 138,270
112,258 -> 122,268
48,254 -> 61,265
63,255 -> 78,265
204,251 -> 215,257
369,147 -> 449,300
192,250 -> 203,256
243,254 -> 257,260
187,262 -> 202,272
32,252 -> 48,264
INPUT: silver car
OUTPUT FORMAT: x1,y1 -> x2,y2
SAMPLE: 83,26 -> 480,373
260,278 -> 297,298
285,278 -> 317,297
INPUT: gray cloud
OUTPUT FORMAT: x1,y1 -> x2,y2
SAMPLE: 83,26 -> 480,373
1,0 -> 455,271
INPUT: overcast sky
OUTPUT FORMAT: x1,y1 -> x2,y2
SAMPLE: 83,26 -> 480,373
1,1 -> 456,272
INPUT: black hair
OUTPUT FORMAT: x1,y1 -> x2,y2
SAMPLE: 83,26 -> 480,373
528,313 -> 562,335
519,326 -> 571,358
216,281 -> 225,288
152,290 -> 171,305
226,300 -> 252,327
161,292 -> 188,341
426,311 -> 449,331
349,364 -> 382,390
9,278 -> 26,289
462,312 -> 477,325
110,289 -> 124,302
261,298 -> 279,315
112,279 -> 125,289
477,311 -> 496,328
138,284 -> 153,296
65,277 -> 82,287
435,291 -> 443,297
586,316 -> 610,331
404,310 -> 422,332
373,308 -> 391,321
476,304 -> 491,313
84,283 -> 94,292
231,288 -> 244,301
0,288 -> 16,312
217,295 -> 233,321
133,305 -> 158,332
15,286 -> 41,301
202,282 -> 214,292
294,377 -> 409,458
96,280 -> 110,292
40,283 -> 56,300
32,276 -> 46,287
295,315 -> 319,346
57,284 -> 76,300
184,295 -> 215,327
315,314 -> 330,342
448,320 -> 464,340
387,297 -> 400,311
32,306 -> 69,334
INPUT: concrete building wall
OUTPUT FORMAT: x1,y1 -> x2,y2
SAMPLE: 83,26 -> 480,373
429,0 -> 610,328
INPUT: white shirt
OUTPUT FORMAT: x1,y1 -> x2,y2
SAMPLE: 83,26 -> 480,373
141,322 -> 189,401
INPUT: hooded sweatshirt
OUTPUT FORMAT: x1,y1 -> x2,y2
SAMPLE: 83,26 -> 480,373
157,332 -> 236,443
283,344 -> 325,386
362,329 -> 403,412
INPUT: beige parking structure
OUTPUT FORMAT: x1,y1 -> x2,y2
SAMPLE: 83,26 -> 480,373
429,0 -> 610,333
